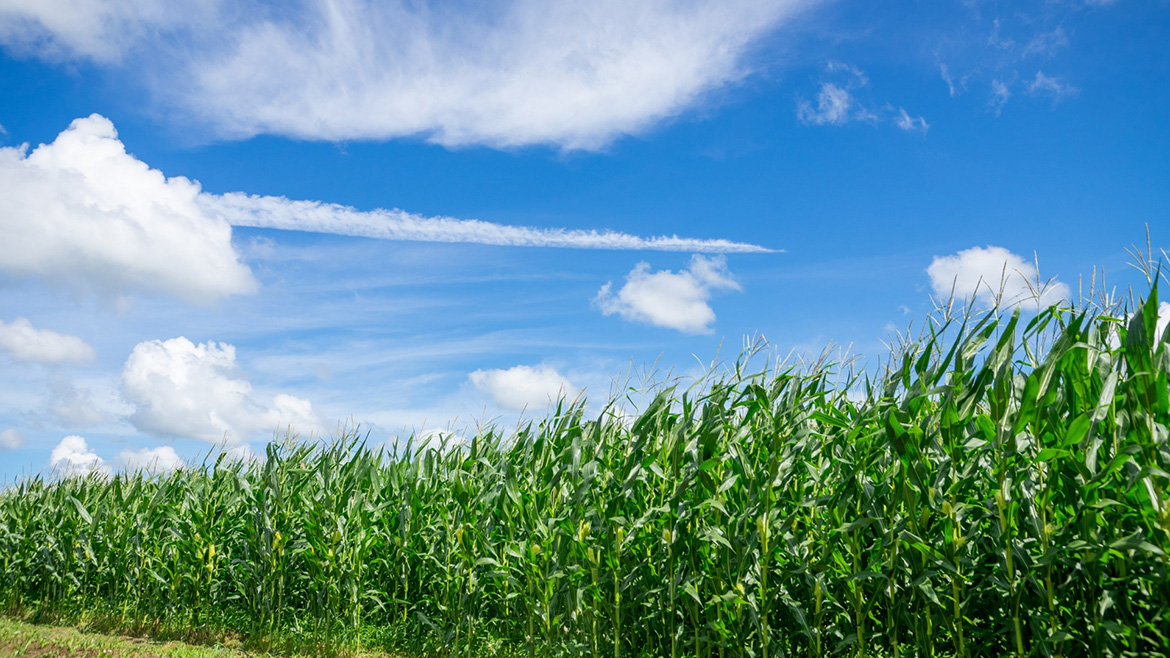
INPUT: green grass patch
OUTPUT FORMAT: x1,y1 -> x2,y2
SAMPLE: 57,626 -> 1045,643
0,615 -> 249,657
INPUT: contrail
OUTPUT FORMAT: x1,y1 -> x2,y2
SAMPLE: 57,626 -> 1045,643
202,192 -> 778,254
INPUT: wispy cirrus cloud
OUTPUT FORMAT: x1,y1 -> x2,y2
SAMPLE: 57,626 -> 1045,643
0,0 -> 826,150
894,108 -> 930,134
1027,71 -> 1078,100
796,63 -> 876,126
796,63 -> 928,133
989,79 -> 1012,116
934,5 -> 1101,115
0,0 -> 217,63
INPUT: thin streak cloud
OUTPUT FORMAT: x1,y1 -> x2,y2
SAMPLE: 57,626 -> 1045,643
201,193 -> 777,253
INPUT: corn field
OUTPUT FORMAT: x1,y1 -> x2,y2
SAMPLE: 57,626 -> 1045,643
1,289 -> 1168,658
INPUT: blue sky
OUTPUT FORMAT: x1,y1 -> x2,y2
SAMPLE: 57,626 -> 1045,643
0,0 -> 1167,480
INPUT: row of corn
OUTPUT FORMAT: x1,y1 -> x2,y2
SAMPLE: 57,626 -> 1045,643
0,291 -> 1167,657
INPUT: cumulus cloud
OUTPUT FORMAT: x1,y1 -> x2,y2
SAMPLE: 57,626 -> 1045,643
49,435 -> 110,478
117,445 -> 184,474
410,428 -> 469,455
121,337 -> 323,444
0,428 -> 25,450
469,364 -> 579,412
594,255 -> 741,334
926,245 -> 1070,310
216,443 -> 258,465
202,193 -> 774,253
0,114 -> 257,305
1106,303 -> 1170,352
0,1 -> 823,150
0,317 -> 95,364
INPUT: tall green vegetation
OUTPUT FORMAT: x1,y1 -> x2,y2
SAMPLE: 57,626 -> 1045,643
1,286 -> 1168,657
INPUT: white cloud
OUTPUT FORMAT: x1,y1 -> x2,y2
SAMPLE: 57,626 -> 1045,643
987,19 -> 1016,51
44,374 -> 110,428
1161,302 -> 1170,343
4,115 -> 772,257
201,192 -> 774,253
0,114 -> 257,305
0,0 -> 216,63
469,364 -> 579,412
215,442 -> 258,465
926,245 -> 1070,310
797,63 -> 927,132
410,428 -> 469,455
0,317 -> 95,364
0,428 -> 25,450
895,108 -> 930,133
797,63 -> 874,126
594,254 -> 741,334
939,63 -> 967,97
192,0 -> 821,149
989,79 -> 1012,116
117,445 -> 184,475
121,337 -> 323,444
937,11 -> 1085,116
1107,303 -> 1170,351
797,82 -> 857,126
49,435 -> 110,478
1022,27 -> 1069,58
0,1 -> 823,150
1027,71 -> 1077,99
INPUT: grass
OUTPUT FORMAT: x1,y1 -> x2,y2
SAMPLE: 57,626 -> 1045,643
1,265 -> 1168,657
0,615 -> 249,657
0,615 -> 413,657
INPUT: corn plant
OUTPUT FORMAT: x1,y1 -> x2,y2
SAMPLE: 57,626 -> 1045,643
1,283 -> 1168,657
